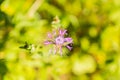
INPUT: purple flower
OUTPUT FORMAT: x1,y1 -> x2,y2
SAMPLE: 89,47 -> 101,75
44,28 -> 73,55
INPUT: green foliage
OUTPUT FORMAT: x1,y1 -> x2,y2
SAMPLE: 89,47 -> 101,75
0,59 -> 8,80
0,0 -> 120,80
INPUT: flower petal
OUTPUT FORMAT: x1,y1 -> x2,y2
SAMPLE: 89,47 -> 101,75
47,33 -> 52,38
65,38 -> 73,43
66,45 -> 72,50
55,36 -> 64,44
44,41 -> 52,45
59,29 -> 67,36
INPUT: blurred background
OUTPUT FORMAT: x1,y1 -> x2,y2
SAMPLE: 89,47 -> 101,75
0,0 -> 120,80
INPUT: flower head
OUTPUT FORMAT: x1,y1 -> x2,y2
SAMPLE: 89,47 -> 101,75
44,28 -> 73,55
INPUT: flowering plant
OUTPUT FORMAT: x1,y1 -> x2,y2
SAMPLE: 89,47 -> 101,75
44,16 -> 73,55
20,16 -> 73,56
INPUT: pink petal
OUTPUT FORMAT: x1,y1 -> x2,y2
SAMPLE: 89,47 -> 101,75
59,29 -> 67,36
44,41 -> 52,45
47,33 -> 52,38
65,38 -> 73,43
66,45 -> 72,50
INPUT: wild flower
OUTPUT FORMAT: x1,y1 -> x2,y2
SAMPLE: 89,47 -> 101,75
44,17 -> 73,55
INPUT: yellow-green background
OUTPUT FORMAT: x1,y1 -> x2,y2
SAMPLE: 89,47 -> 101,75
0,0 -> 120,80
